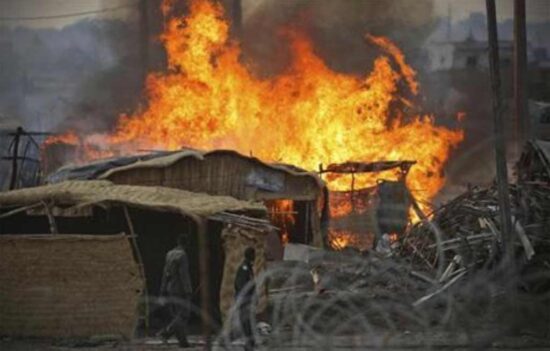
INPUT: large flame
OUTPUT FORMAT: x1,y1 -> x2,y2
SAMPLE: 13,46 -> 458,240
46,0 -> 464,247
110,1 -> 462,196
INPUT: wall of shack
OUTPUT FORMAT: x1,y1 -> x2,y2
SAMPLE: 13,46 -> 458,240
219,224 -> 268,319
104,153 -> 325,247
0,234 -> 142,338
105,153 -> 320,201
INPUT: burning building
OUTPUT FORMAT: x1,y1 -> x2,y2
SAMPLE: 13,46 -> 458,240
321,160 -> 415,251
45,149 -> 327,248
41,0 -> 464,251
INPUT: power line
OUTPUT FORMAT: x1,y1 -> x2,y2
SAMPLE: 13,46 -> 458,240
0,3 -> 138,21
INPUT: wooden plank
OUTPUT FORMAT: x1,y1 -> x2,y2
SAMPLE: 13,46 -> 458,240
512,215 -> 535,260
413,270 -> 467,307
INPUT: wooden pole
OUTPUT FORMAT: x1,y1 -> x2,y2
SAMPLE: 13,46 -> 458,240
514,0 -> 529,150
231,0 -> 242,37
9,127 -> 23,190
486,0 -> 514,262
41,201 -> 58,234
194,217 -> 211,350
139,0 -> 149,83
123,206 -> 149,335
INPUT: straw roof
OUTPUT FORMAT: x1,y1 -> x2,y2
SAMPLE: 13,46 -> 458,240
0,180 -> 265,218
47,149 -> 324,188
99,150 -> 323,186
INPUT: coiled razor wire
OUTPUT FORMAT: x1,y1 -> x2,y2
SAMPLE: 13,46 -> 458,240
213,248 -> 550,350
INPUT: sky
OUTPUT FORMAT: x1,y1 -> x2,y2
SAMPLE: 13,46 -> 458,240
1,0 -> 549,29
433,0 -> 550,23
0,0 -> 138,28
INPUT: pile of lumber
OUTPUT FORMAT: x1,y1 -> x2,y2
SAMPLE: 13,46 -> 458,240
400,182 -> 550,304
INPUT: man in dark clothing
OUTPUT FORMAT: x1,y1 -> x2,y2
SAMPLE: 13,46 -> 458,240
234,247 -> 256,351
159,234 -> 193,348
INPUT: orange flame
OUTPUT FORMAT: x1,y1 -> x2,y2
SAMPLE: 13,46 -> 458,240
110,1 -> 462,193
43,130 -> 79,146
266,200 -> 295,245
328,230 -> 373,251
45,1 -> 464,249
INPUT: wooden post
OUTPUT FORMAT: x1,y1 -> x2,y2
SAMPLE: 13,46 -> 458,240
194,216 -> 211,349
123,206 -> 149,335
514,0 -> 529,149
41,201 -> 58,234
486,0 -> 514,262
231,0 -> 242,38
139,0 -> 149,83
9,127 -> 23,190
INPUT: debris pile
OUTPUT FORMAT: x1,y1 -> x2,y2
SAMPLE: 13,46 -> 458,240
401,182 -> 550,300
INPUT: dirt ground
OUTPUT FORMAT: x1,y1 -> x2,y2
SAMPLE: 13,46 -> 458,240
2,332 -> 550,351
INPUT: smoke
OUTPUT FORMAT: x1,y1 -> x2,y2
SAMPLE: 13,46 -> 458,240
0,1 -> 437,133
239,0 -> 435,76
0,18 -> 142,134
420,13 -> 541,202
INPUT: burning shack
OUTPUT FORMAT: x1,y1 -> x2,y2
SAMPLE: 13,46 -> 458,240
321,160 -> 416,251
46,149 -> 328,249
0,180 -> 271,338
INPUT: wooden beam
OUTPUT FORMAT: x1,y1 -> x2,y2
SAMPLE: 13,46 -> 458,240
514,0 -> 529,147
122,206 -> 149,334
486,0 -> 515,263
0,203 -> 43,219
41,201 -> 58,234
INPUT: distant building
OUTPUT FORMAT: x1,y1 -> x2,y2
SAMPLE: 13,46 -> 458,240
425,32 -> 516,72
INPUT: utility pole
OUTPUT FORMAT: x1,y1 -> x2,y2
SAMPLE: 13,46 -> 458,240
514,0 -> 529,151
486,0 -> 514,262
139,0 -> 149,83
231,0 -> 242,38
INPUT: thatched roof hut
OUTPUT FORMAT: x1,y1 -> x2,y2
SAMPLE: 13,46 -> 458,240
0,180 -> 272,339
47,149 -> 328,247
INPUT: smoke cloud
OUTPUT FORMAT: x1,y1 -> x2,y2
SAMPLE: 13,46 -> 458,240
239,0 -> 435,76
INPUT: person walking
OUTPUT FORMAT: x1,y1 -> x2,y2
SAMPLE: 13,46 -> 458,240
234,247 -> 257,351
159,234 -> 193,348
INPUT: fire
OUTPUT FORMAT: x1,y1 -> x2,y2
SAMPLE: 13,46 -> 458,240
45,0 -> 464,249
328,230 -> 373,251
266,200 -> 295,245
42,131 -> 115,164
43,130 -> 79,146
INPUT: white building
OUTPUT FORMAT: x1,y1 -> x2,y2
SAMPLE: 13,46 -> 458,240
425,32 -> 515,72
